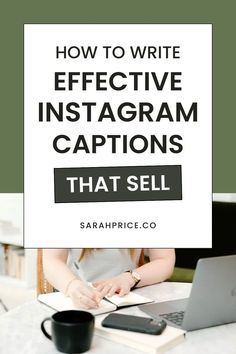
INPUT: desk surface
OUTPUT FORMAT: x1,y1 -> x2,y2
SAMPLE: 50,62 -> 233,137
0,282 -> 235,354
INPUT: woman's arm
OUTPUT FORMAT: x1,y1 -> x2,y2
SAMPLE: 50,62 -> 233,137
134,248 -> 175,287
43,249 -> 101,308
93,249 -> 175,296
43,249 -> 72,293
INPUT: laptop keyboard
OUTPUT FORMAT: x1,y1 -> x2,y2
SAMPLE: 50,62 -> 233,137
160,311 -> 185,326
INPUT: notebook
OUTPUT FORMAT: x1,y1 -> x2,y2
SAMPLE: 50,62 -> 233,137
38,291 -> 153,316
95,314 -> 186,354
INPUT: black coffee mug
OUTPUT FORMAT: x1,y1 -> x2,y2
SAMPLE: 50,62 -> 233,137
41,310 -> 94,353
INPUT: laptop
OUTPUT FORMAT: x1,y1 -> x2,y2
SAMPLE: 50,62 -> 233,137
139,255 -> 236,331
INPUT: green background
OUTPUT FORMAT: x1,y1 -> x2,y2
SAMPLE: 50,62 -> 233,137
1,0 -> 235,192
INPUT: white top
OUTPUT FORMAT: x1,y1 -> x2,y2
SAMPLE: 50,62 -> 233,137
68,249 -> 142,282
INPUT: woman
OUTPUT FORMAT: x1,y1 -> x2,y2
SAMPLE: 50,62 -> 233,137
43,249 -> 175,309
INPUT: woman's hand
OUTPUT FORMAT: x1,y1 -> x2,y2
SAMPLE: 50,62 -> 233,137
67,279 -> 102,309
93,273 -> 135,297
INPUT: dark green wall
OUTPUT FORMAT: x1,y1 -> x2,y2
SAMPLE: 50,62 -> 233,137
1,0 -> 235,192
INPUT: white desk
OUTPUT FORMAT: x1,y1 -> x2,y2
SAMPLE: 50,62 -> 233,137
0,282 -> 235,354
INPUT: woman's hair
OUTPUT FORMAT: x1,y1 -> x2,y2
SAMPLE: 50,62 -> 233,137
79,249 -> 136,262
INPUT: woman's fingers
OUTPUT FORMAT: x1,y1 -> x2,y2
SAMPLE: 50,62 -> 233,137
93,274 -> 133,298
94,282 -> 109,294
82,285 -> 102,304
81,285 -> 100,298
80,294 -> 99,309
74,297 -> 98,309
72,291 -> 99,309
94,282 -> 116,297
93,283 -> 104,292
70,283 -> 103,309
107,284 -> 119,297
99,286 -> 110,298
100,283 -> 113,297
118,286 -> 129,297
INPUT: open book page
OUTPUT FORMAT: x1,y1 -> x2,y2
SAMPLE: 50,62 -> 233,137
38,290 -> 153,315
95,314 -> 186,354
106,291 -> 153,307
38,292 -> 116,315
